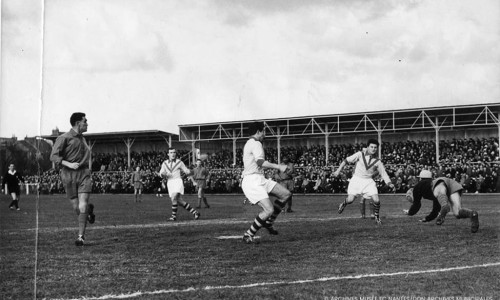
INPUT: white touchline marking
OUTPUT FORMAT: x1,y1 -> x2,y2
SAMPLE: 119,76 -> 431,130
52,262 -> 500,300
216,235 -> 260,239
1,215 -> 402,234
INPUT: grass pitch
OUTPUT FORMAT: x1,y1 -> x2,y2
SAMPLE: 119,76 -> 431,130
1,192 -> 499,300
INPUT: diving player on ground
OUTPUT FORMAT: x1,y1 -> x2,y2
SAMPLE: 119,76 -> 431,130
404,170 -> 479,233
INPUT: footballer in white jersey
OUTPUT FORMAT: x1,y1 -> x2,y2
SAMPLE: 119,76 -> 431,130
241,122 -> 291,244
333,139 -> 394,225
159,148 -> 200,221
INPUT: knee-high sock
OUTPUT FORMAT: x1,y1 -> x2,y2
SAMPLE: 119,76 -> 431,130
359,200 -> 365,216
457,208 -> 473,219
246,216 -> 266,237
287,195 -> 293,209
265,200 -> 286,228
439,203 -> 450,217
369,200 -> 375,215
182,203 -> 197,215
171,204 -> 178,218
203,197 -> 209,206
373,202 -> 381,218
437,194 -> 451,218
78,212 -> 88,236
437,194 -> 449,207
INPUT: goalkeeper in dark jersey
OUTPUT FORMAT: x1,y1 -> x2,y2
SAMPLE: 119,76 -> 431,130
404,170 -> 479,233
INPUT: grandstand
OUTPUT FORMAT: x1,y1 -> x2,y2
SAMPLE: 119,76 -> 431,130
2,103 -> 497,195
179,103 -> 500,166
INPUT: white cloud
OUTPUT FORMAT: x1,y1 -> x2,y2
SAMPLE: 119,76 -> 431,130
1,0 -> 499,138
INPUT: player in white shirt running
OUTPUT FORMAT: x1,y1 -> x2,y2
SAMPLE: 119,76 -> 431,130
241,121 -> 292,244
160,148 -> 200,221
333,139 -> 395,225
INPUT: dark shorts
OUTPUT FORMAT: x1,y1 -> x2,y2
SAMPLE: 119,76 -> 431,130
134,182 -> 144,189
7,184 -> 20,196
196,180 -> 206,189
60,168 -> 92,199
433,178 -> 463,197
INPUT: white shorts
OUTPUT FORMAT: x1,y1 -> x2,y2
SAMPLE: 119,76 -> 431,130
347,175 -> 378,198
167,178 -> 184,198
242,174 -> 277,204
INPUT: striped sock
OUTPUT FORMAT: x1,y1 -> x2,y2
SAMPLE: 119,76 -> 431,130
182,203 -> 197,215
265,200 -> 286,228
439,204 -> 450,217
172,204 -> 178,219
373,202 -> 381,218
246,216 -> 266,237
437,194 -> 449,207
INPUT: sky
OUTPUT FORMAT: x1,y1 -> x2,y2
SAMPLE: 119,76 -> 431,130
1,0 -> 499,138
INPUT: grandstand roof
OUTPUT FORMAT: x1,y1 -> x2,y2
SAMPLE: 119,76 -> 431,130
41,130 -> 177,145
179,103 -> 500,142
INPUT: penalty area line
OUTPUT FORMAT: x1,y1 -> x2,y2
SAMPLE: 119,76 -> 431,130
54,261 -> 500,300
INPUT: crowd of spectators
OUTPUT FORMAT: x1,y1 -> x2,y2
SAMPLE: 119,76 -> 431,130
23,137 -> 500,195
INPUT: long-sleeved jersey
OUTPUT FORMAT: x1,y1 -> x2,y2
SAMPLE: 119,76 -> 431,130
160,159 -> 190,180
2,170 -> 24,192
407,179 -> 441,222
346,150 -> 391,185
50,129 -> 90,170
192,166 -> 209,180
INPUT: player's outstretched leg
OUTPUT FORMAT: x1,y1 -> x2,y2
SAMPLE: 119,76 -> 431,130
180,200 -> 200,220
456,208 -> 479,233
